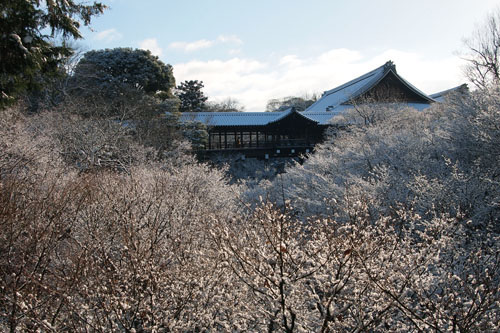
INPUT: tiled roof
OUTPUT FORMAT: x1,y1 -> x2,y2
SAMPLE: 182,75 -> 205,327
176,61 -> 463,127
305,64 -> 386,112
179,108 -> 322,127
430,84 -> 469,102
178,104 -> 433,128
304,61 -> 435,113
179,111 -> 281,126
267,107 -> 319,124
300,103 -> 432,125
302,105 -> 352,124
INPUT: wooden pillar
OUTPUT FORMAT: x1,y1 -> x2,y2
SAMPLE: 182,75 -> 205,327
240,131 -> 244,148
256,131 -> 259,147
249,131 -> 252,148
208,132 -> 212,149
224,131 -> 227,149
218,131 -> 222,149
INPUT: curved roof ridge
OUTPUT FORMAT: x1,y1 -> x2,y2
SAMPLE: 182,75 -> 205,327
389,70 -> 436,103
344,67 -> 435,104
321,62 -> 387,97
305,61 -> 437,112
305,61 -> 393,112
268,107 -> 319,124
341,65 -> 394,104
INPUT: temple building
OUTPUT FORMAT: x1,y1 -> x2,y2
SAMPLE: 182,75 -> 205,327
179,61 -> 466,158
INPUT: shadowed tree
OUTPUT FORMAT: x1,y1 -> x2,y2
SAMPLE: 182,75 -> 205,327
176,80 -> 208,112
0,0 -> 106,108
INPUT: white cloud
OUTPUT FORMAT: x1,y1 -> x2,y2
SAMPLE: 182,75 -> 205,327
317,48 -> 363,64
169,39 -> 214,52
279,55 -> 303,68
217,35 -> 243,44
174,49 -> 467,112
94,28 -> 122,42
229,49 -> 242,56
139,38 -> 163,57
371,49 -> 465,93
169,35 -> 243,53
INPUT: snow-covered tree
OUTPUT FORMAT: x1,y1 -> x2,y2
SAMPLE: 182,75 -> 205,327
266,95 -> 318,112
0,107 -> 242,331
72,48 -> 175,102
205,97 -> 245,112
213,197 -> 500,331
237,88 -> 500,331
1,84 -> 499,331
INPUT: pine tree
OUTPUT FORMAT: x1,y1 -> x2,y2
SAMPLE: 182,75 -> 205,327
0,0 -> 106,108
176,80 -> 208,112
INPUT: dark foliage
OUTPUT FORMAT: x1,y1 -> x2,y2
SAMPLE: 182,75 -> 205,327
0,0 -> 106,108
71,48 -> 175,101
176,80 -> 208,112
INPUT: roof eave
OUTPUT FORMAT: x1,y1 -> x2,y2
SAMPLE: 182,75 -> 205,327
343,68 -> 436,104
267,108 -> 319,125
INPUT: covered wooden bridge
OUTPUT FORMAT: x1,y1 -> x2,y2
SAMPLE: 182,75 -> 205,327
180,108 -> 328,158
177,61 -> 465,158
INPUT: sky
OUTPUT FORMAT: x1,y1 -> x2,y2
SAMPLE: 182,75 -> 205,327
79,0 -> 500,112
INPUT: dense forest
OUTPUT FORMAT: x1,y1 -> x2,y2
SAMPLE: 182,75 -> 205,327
1,1 -> 499,332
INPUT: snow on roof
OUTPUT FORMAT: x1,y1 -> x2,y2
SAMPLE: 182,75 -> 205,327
266,107 -> 295,124
304,61 -> 435,113
306,63 -> 386,112
302,105 -> 352,124
179,108 -> 321,127
430,84 -> 468,102
177,61 -> 457,127
179,112 -> 280,126
178,103 -> 434,128
302,103 -> 432,125
267,107 -> 319,125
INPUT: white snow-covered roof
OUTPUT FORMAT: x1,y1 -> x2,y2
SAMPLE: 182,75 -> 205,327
267,107 -> 319,125
306,65 -> 386,112
304,61 -> 435,113
300,103 -> 432,125
178,103 -> 434,128
179,108 -> 352,127
179,112 -> 280,126
430,84 -> 469,102
177,61 -> 463,127
301,105 -> 352,124
179,108 -> 319,127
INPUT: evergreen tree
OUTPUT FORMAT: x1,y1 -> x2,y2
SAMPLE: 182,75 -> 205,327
176,80 -> 208,112
72,48 -> 175,101
0,0 -> 106,108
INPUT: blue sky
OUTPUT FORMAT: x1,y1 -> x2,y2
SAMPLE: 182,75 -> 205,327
80,0 -> 500,111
